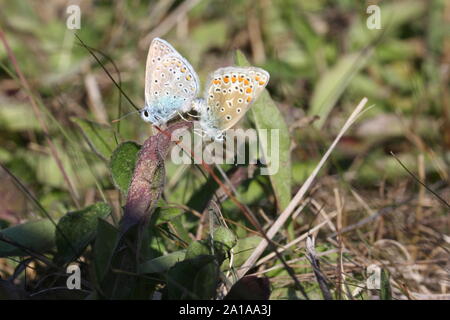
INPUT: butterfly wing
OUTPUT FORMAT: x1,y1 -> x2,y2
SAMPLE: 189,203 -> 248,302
204,67 -> 269,131
145,38 -> 200,114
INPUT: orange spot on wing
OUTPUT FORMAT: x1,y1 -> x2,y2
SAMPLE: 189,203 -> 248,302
255,76 -> 260,81
231,76 -> 237,83
259,81 -> 265,86
246,88 -> 253,94
238,76 -> 244,82
246,97 -> 252,103
224,76 -> 230,83
244,79 -> 250,86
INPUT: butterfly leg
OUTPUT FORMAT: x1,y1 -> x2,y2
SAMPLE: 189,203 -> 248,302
215,132 -> 225,142
177,111 -> 192,122
187,112 -> 201,118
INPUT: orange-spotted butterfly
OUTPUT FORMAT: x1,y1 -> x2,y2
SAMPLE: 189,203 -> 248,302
193,67 -> 269,141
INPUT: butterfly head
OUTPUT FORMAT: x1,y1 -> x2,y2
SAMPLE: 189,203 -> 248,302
140,106 -> 159,125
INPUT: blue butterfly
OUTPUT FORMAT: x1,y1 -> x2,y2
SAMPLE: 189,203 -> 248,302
140,38 -> 200,126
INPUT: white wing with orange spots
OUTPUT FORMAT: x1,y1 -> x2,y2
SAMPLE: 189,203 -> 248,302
202,67 -> 269,132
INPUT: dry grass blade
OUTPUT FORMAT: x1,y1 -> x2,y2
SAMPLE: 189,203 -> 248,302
256,210 -> 338,267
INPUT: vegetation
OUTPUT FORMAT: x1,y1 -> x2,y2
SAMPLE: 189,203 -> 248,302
0,0 -> 448,300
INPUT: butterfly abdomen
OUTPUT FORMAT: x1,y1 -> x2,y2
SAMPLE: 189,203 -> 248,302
191,98 -> 206,113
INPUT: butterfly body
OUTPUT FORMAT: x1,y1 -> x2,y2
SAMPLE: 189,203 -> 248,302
141,96 -> 187,125
198,104 -> 224,140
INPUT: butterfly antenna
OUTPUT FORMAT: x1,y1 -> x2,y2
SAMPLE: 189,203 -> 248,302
74,40 -> 125,143
111,110 -> 140,123
75,34 -> 140,112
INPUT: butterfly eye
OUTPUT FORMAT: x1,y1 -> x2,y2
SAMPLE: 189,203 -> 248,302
143,110 -> 149,118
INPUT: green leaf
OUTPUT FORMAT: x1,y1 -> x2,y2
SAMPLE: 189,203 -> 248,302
154,202 -> 185,225
308,51 -> 372,129
138,250 -> 186,274
170,215 -> 192,245
167,255 -> 217,299
193,260 -> 219,300
109,141 -> 141,194
185,240 -> 211,260
212,226 -> 237,252
94,218 -> 119,283
71,117 -> 117,160
55,203 -> 111,263
0,219 -> 56,257
235,51 -> 292,211
229,236 -> 263,268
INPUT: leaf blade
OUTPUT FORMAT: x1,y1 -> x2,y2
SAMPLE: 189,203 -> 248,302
0,219 -> 55,257
235,51 -> 292,210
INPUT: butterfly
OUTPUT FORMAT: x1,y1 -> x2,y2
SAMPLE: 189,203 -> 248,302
140,38 -> 200,126
193,67 -> 270,141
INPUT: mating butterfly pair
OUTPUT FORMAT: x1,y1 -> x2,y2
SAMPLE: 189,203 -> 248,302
140,38 -> 269,141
